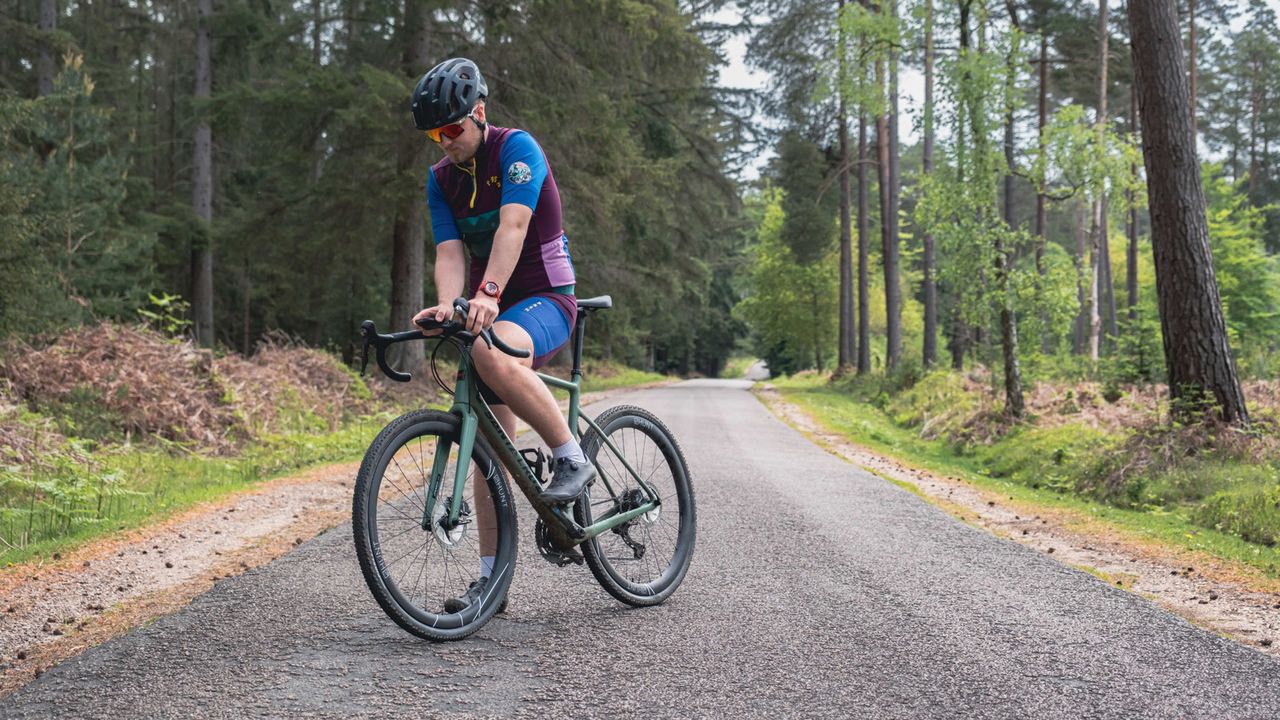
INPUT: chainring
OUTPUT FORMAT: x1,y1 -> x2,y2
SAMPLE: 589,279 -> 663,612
535,517 -> 584,567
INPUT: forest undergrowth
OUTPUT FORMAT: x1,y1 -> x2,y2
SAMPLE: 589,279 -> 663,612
0,322 -> 665,566
773,368 -> 1280,568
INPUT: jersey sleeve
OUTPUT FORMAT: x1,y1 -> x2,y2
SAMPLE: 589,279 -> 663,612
498,131 -> 549,211
426,171 -> 460,244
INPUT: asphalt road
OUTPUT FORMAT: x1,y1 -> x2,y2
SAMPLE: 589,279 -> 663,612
4,379 -> 1280,719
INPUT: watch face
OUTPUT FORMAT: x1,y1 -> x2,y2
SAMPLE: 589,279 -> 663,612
483,281 -> 499,297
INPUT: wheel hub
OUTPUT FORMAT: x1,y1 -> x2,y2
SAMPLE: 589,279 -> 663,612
619,488 -> 660,527
431,497 -> 470,548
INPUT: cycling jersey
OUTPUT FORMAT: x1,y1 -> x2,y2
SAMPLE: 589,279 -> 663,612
425,126 -> 576,322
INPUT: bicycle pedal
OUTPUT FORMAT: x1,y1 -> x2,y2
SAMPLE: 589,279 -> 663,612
552,548 -> 585,567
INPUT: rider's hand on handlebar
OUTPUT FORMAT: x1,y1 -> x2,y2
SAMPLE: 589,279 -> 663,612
465,295 -> 499,335
413,303 -> 455,336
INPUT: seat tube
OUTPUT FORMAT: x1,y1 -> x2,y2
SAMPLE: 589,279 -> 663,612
571,313 -> 587,383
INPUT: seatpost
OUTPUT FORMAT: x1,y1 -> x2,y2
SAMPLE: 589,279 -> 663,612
571,312 -> 588,382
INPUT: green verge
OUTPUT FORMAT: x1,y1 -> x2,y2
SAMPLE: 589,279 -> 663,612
766,373 -> 1280,580
720,356 -> 758,380
1,365 -> 669,568
0,412 -> 399,567
577,362 -> 671,393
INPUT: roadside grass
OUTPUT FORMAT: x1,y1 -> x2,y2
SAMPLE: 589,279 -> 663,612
768,373 -> 1280,579
0,412 -> 395,567
720,356 -> 758,379
1,362 -> 668,568
575,361 -> 671,393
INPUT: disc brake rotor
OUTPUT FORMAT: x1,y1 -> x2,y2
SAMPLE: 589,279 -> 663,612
430,497 -> 470,548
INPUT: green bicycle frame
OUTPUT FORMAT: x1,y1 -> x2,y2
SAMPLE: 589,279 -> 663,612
420,345 -> 661,551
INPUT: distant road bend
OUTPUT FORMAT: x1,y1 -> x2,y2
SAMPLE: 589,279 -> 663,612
4,379 -> 1280,719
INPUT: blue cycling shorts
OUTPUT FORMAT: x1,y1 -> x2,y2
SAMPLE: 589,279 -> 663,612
474,293 -> 576,406
498,294 -> 575,369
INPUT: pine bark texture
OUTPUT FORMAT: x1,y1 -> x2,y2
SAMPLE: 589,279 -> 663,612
389,0 -> 431,370
1188,0 -> 1198,133
191,0 -> 215,347
1128,0 -> 1249,424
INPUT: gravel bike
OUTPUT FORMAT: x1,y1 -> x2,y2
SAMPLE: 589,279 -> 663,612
352,296 -> 696,641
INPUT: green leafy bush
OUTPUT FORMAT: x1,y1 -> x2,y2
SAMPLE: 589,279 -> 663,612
1194,483 -> 1280,547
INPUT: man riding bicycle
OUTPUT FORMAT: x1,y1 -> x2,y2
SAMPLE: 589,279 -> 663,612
409,58 -> 596,611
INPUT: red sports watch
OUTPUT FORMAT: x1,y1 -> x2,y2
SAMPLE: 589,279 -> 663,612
480,280 -> 501,302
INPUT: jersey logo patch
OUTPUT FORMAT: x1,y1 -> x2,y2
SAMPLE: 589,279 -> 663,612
507,161 -> 533,185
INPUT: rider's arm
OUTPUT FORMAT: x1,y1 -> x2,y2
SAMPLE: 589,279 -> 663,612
481,205 -> 532,291
434,240 -> 466,305
479,131 -> 549,291
427,171 -> 466,305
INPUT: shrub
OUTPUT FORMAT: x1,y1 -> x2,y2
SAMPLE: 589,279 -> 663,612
1193,483 -> 1280,547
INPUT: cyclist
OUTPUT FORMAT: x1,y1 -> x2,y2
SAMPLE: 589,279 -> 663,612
409,58 -> 596,611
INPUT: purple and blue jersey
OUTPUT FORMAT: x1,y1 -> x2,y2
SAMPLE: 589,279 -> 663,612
426,126 -> 576,317
425,126 -> 577,372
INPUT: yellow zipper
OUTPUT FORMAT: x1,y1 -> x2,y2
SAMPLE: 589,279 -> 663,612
459,158 -> 478,209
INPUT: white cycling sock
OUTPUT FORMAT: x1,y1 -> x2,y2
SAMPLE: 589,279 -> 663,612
550,438 -> 586,464
480,555 -> 495,578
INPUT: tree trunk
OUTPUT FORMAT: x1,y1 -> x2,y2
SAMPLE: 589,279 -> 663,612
1248,68 -> 1259,199
191,0 -> 215,348
857,111 -> 871,375
241,259 -> 252,356
1128,0 -> 1249,425
885,0 -> 902,370
876,64 -> 901,370
1036,31 -> 1052,353
1128,82 -> 1140,319
1001,3 -> 1025,418
1188,0 -> 1197,134
951,311 -> 967,370
1101,197 -> 1119,340
389,0 -> 431,370
1088,199 -> 1102,362
1073,199 -> 1089,354
922,0 -> 938,368
37,0 -> 57,97
1035,33 -> 1049,246
1003,2 -> 1019,230
1088,0 -> 1109,365
837,0 -> 854,372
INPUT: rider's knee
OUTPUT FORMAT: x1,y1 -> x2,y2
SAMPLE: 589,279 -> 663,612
472,343 -> 515,382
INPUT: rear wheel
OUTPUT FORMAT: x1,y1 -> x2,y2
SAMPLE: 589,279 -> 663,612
352,409 -> 517,641
576,405 -> 696,606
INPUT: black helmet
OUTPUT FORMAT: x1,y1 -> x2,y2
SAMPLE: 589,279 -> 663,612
411,58 -> 488,131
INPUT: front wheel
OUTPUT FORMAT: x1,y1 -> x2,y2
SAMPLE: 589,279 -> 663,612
576,405 -> 696,606
352,409 -> 517,641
